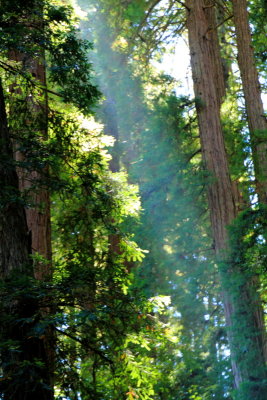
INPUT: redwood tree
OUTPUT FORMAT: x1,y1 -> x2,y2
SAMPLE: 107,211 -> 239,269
232,0 -> 267,206
8,3 -> 54,393
186,0 -> 267,397
0,0 -> 100,397
0,77 -> 53,400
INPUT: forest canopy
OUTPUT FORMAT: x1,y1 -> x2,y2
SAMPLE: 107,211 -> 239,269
0,0 -> 267,399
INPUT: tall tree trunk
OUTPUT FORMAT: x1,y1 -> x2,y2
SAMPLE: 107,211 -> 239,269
232,0 -> 267,366
0,80 -> 29,278
9,47 -> 52,281
7,3 -> 54,393
0,78 -> 53,400
232,0 -> 267,205
186,1 -> 267,396
186,0 -> 236,247
204,0 -> 226,106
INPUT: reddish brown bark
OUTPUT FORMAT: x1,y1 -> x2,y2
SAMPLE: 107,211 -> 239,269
186,0 -> 267,394
0,80 -> 29,278
9,50 -> 52,280
232,0 -> 267,365
0,78 -> 53,400
8,12 -> 54,394
232,0 -> 267,205
186,0 -> 236,249
204,0 -> 226,105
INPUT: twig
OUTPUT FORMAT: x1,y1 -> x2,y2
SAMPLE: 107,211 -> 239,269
187,148 -> 201,163
55,327 -> 113,364
0,60 -> 63,98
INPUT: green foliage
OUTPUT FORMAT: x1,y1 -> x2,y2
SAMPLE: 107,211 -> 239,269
250,0 -> 267,75
48,28 -> 100,113
123,0 -> 147,25
73,1 -> 267,399
81,4 -> 234,397
0,0 -> 165,398
0,0 -> 100,112
2,0 -> 267,398
48,115 -> 165,398
218,207 -> 267,399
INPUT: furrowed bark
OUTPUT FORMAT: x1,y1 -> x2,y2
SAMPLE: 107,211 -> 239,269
0,78 -> 53,400
0,80 -> 29,277
7,2 -> 54,394
204,0 -> 226,105
9,48 -> 52,281
232,0 -> 267,205
186,0 -> 267,396
232,0 -> 267,365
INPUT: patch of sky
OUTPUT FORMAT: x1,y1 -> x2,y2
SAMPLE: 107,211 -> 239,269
152,36 -> 193,97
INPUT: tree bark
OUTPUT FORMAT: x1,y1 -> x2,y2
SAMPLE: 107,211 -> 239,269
232,0 -> 267,205
6,3 -> 54,395
186,0 -> 236,247
0,80 -> 29,277
0,78 -> 53,400
186,0 -> 267,396
232,0 -> 267,367
204,0 -> 226,105
9,49 -> 52,281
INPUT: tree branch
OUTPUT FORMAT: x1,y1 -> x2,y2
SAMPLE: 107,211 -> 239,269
55,327 -> 113,364
0,60 -> 63,99
175,0 -> 191,12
